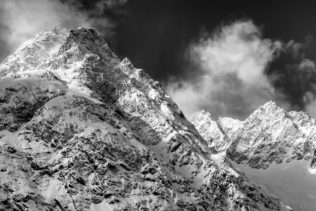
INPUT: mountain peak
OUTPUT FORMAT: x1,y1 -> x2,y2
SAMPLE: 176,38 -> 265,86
246,100 -> 286,123
0,27 -> 290,210
256,100 -> 282,113
192,102 -> 316,210
0,26 -> 121,98
190,110 -> 242,152
191,109 -> 214,121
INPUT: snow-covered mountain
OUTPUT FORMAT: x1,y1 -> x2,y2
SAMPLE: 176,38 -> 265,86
0,26 -> 293,211
191,101 -> 316,211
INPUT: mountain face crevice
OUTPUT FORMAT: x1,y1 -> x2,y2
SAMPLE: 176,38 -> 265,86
0,27 -> 291,210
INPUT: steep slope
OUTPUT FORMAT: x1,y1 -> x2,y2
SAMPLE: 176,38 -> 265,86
191,111 -> 243,153
0,26 -> 290,211
227,101 -> 316,169
191,101 -> 316,211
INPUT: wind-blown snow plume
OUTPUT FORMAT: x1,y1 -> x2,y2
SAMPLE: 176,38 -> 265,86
167,20 -> 282,119
0,0 -> 89,51
0,0 -> 127,60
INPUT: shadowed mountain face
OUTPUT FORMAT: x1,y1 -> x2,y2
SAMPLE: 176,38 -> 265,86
0,26 -> 292,211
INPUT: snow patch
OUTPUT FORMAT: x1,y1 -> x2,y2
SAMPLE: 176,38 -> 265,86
232,160 -> 316,211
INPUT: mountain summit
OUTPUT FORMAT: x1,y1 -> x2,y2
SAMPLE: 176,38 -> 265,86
191,101 -> 316,211
0,27 -> 291,211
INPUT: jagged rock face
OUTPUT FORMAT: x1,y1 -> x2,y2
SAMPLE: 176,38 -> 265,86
191,101 -> 316,211
192,101 -> 316,169
218,117 -> 243,142
191,111 -> 243,153
228,101 -> 314,169
0,27 -> 289,211
190,111 -> 228,153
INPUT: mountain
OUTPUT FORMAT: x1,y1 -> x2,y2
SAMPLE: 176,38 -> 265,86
0,26 -> 292,210
191,101 -> 316,211
190,110 -> 243,153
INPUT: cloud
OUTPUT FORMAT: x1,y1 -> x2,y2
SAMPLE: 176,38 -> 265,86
306,100 -> 316,118
267,38 -> 316,112
0,0 -> 90,51
0,0 -> 127,58
167,20 -> 282,119
59,0 -> 128,37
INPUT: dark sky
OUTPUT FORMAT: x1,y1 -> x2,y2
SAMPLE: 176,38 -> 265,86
1,0 -> 316,117
113,0 -> 316,81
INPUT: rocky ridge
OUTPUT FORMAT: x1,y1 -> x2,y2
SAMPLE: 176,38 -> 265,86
0,26 -> 291,210
191,101 -> 316,211
191,101 -> 316,170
